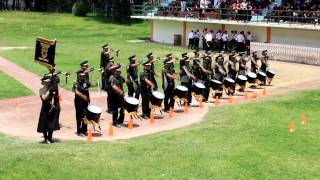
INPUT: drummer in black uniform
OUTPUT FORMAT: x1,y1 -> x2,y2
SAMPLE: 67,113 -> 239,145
147,52 -> 158,91
180,57 -> 195,105
162,58 -> 176,112
202,53 -> 213,102
238,52 -> 248,75
213,55 -> 227,82
251,51 -> 259,73
74,70 -> 91,137
108,64 -> 126,127
100,44 -> 110,90
37,77 -> 60,144
260,50 -> 268,73
140,61 -> 155,119
127,55 -> 140,99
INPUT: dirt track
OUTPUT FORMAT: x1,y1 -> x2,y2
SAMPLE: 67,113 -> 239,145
1,48 -> 320,141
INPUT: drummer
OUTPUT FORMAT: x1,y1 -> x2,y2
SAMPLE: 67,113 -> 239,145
260,50 -> 268,73
147,52 -> 158,91
100,44 -> 110,90
140,61 -> 154,119
180,57 -> 195,105
238,52 -> 248,75
251,51 -> 259,73
227,53 -> 238,80
127,55 -> 140,99
162,58 -> 176,112
73,72 -> 91,137
200,54 -> 213,102
77,61 -> 90,83
108,64 -> 126,127
213,55 -> 227,82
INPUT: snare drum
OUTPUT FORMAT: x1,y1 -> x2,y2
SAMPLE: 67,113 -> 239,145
257,71 -> 267,81
247,72 -> 257,84
86,105 -> 102,123
151,91 -> 164,107
175,85 -> 188,99
210,79 -> 222,90
192,82 -> 205,95
266,69 -> 276,79
223,77 -> 235,88
124,97 -> 139,113
236,75 -> 247,86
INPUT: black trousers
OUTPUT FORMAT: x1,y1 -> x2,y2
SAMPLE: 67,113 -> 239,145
75,101 -> 88,134
112,107 -> 124,125
43,131 -> 53,141
237,42 -> 245,52
164,86 -> 175,111
188,38 -> 194,49
194,38 -> 199,50
128,82 -> 140,99
181,82 -> 192,105
141,90 -> 151,117
203,79 -> 210,101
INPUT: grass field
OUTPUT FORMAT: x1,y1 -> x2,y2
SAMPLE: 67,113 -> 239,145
0,12 -> 186,91
1,90 -> 320,179
0,70 -> 33,99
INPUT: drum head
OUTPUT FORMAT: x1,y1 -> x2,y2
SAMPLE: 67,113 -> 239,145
126,97 -> 139,105
152,91 -> 165,99
195,82 -> 205,89
87,105 -> 102,114
258,71 -> 267,77
212,79 -> 222,84
225,77 -> 235,83
176,85 -> 188,92
247,72 -> 257,78
267,69 -> 275,74
238,75 -> 248,81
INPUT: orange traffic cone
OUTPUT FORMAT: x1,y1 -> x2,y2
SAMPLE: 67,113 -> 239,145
108,122 -> 113,136
199,100 -> 204,108
87,128 -> 92,142
301,115 -> 307,125
289,122 -> 295,132
168,107 -> 173,119
59,94 -> 62,102
128,117 -> 134,129
244,91 -> 248,100
251,92 -> 257,99
215,96 -> 220,107
228,95 -> 233,104
183,103 -> 189,113
262,87 -> 267,96
149,111 -> 155,124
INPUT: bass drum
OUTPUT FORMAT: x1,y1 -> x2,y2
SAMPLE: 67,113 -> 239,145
223,77 -> 235,88
86,105 -> 102,123
124,97 -> 139,113
192,82 -> 205,95
151,91 -> 164,107
247,72 -> 257,84
257,71 -> 267,82
210,79 -> 222,90
175,85 -> 188,99
236,75 -> 247,86
266,69 -> 276,79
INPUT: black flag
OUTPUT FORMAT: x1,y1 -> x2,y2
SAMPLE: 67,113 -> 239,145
35,37 -> 56,70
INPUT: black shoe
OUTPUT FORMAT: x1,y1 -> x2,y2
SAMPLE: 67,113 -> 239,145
41,140 -> 51,144
142,115 -> 149,120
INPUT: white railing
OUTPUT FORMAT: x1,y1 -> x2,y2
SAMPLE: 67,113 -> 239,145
251,42 -> 320,65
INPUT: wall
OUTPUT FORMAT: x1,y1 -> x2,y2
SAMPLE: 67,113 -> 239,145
153,20 -> 183,44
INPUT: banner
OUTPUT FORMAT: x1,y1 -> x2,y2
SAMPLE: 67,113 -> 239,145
34,37 -> 56,70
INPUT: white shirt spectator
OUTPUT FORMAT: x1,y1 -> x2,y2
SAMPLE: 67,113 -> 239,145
240,0 -> 248,10
205,32 -> 213,42
247,34 -> 253,41
215,32 -> 222,40
237,34 -> 245,43
222,33 -> 229,42
232,33 -> 238,41
188,31 -> 194,39
200,0 -> 207,9
194,31 -> 200,39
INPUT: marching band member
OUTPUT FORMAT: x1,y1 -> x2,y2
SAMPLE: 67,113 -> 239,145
227,53 -> 238,80
108,64 -> 126,127
260,50 -> 268,73
238,52 -> 248,75
201,54 -> 213,102
214,55 -> 227,82
37,77 -> 60,144
140,61 -> 155,119
251,51 -> 259,73
162,58 -> 176,112
103,57 -> 115,92
127,55 -> 140,99
147,52 -> 158,91
100,44 -> 110,90
180,57 -> 195,105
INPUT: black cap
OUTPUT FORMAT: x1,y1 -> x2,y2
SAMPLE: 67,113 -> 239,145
80,61 -> 88,66
142,61 -> 152,66
181,52 -> 187,57
166,53 -> 172,58
146,52 -> 153,57
128,55 -> 136,60
102,44 -> 108,48
164,58 -> 174,64
262,50 -> 268,53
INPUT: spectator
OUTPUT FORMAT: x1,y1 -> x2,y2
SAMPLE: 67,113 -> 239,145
194,29 -> 200,50
222,30 -> 229,51
188,30 -> 195,49
237,31 -> 245,52
181,0 -> 187,11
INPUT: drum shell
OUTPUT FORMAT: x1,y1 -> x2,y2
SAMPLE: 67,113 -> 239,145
223,78 -> 235,88
151,91 -> 164,107
257,72 -> 267,81
86,109 -> 101,123
236,75 -> 247,86
247,74 -> 256,84
124,99 -> 139,113
175,86 -> 188,99
266,70 -> 275,79
192,83 -> 205,95
210,79 -> 222,90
